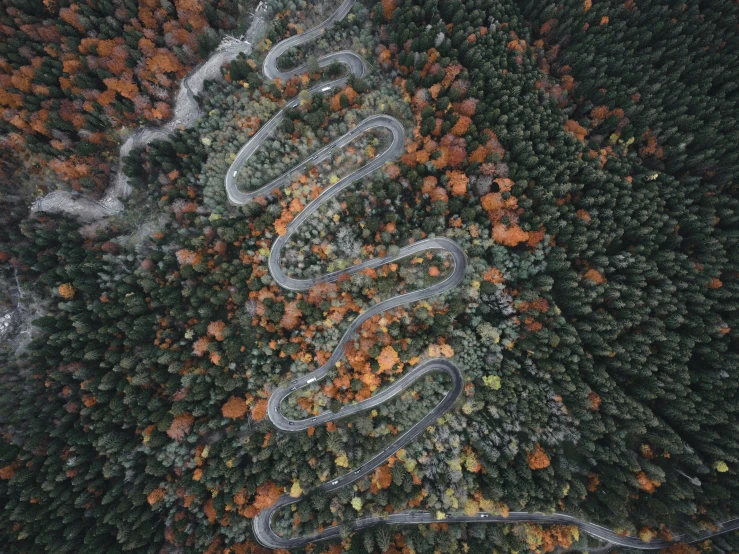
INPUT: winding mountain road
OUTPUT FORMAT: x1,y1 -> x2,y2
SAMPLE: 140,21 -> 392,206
225,0 -> 739,549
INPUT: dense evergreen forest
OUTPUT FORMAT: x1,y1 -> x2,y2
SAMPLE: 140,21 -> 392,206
1,0 -> 738,552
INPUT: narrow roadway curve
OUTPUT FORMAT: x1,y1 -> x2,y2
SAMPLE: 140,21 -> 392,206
224,0 -> 739,549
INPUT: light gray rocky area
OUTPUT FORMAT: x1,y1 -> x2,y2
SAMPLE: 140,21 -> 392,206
0,269 -> 47,353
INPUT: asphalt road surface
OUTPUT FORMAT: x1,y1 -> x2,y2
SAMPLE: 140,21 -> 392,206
225,0 -> 739,549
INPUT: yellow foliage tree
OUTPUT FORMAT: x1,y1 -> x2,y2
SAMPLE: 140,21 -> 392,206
290,481 -> 303,498
58,282 -> 75,299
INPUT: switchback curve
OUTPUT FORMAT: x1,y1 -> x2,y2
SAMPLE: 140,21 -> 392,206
225,0 -> 739,549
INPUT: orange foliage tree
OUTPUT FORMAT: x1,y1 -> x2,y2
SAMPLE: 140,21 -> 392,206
252,399 -> 269,422
446,170 -> 469,196
527,444 -> 551,470
221,396 -> 248,419
381,0 -> 396,20
493,224 -> 530,247
166,413 -> 194,441
377,346 -> 401,372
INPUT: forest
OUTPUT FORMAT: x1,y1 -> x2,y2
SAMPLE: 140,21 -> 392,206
1,0 -> 738,552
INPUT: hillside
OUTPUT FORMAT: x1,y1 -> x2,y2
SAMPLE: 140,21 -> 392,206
1,0 -> 738,552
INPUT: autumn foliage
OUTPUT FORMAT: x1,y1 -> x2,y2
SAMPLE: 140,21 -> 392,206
252,481 -> 282,512
221,397 -> 248,419
564,119 -> 588,142
0,464 -> 17,480
251,399 -> 269,422
381,0 -> 397,20
446,170 -> 469,197
584,268 -> 606,284
58,283 -> 75,299
527,444 -> 551,470
207,320 -> 227,341
377,346 -> 401,372
147,488 -> 166,506
167,413 -> 194,441
636,471 -> 661,494
492,223 -> 529,247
